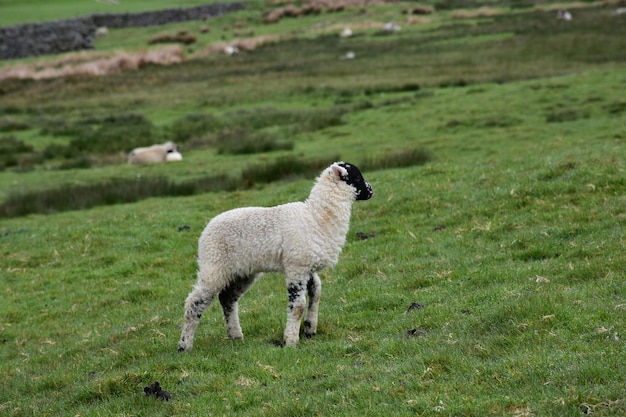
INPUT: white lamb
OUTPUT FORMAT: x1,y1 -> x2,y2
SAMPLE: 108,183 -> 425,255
178,162 -> 373,351
127,141 -> 179,165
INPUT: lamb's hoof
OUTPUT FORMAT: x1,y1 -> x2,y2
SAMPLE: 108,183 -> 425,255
303,320 -> 316,338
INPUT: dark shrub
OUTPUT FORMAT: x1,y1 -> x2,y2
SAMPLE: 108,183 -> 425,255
0,174 -> 242,218
0,118 -> 30,133
43,143 -> 80,160
57,157 -> 92,170
169,113 -> 223,143
604,101 -> 626,115
0,135 -> 33,153
546,109 -> 590,123
216,128 -> 293,155
69,113 -> 155,153
360,148 -> 432,171
0,135 -> 34,170
40,120 -> 90,137
364,83 -> 420,95
225,107 -> 345,133
241,156 -> 339,187
294,108 -> 344,133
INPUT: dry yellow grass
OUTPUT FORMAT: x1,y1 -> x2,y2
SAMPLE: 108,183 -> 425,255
0,45 -> 184,80
452,7 -> 503,19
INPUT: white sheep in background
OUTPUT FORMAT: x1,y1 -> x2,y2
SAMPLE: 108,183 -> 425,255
165,151 -> 183,162
95,27 -> 109,37
383,21 -> 401,33
127,141 -> 179,165
556,9 -> 572,21
340,27 -> 353,38
178,162 -> 373,351
224,45 -> 239,56
341,51 -> 356,60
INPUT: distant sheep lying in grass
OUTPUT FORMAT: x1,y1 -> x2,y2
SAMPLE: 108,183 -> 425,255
128,141 -> 181,165
178,161 -> 373,351
382,21 -> 401,33
165,151 -> 183,162
556,9 -> 572,21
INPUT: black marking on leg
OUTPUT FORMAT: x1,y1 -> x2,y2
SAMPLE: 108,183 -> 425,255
306,274 -> 318,299
219,275 -> 255,325
287,282 -> 305,310
193,298 -> 207,308
303,320 -> 315,337
189,297 -> 211,320
219,277 -> 243,305
220,276 -> 249,304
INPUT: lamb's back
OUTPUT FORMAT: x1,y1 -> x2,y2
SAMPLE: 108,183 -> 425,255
198,203 -> 313,274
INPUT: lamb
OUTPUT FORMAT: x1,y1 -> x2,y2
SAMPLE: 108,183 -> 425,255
127,141 -> 179,165
178,161 -> 373,351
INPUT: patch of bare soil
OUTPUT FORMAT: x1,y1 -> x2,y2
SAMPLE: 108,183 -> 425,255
263,0 -> 397,23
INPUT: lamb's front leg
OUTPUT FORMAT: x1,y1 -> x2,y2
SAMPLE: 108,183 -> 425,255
284,278 -> 307,347
304,273 -> 321,338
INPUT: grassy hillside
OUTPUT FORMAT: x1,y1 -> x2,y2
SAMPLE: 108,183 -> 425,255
1,1 -> 625,416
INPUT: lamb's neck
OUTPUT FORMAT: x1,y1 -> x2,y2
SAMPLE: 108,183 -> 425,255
305,192 -> 353,238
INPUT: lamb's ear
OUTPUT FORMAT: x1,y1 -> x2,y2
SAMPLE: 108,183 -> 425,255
331,163 -> 348,179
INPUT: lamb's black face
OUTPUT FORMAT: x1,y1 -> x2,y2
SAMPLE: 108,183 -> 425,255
337,162 -> 373,201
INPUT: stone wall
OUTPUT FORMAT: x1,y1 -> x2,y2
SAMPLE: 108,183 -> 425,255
0,2 -> 247,60
90,2 -> 247,29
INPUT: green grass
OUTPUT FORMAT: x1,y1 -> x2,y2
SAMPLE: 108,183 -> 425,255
1,1 -> 625,416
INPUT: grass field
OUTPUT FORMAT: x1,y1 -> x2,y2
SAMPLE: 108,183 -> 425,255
1,1 -> 625,416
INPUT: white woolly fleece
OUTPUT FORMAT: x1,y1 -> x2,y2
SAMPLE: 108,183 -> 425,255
197,163 -> 356,287
128,141 -> 178,165
178,162 -> 371,351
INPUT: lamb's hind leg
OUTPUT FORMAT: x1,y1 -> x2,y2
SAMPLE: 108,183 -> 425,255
304,273 -> 321,338
178,284 -> 216,352
218,274 -> 260,340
